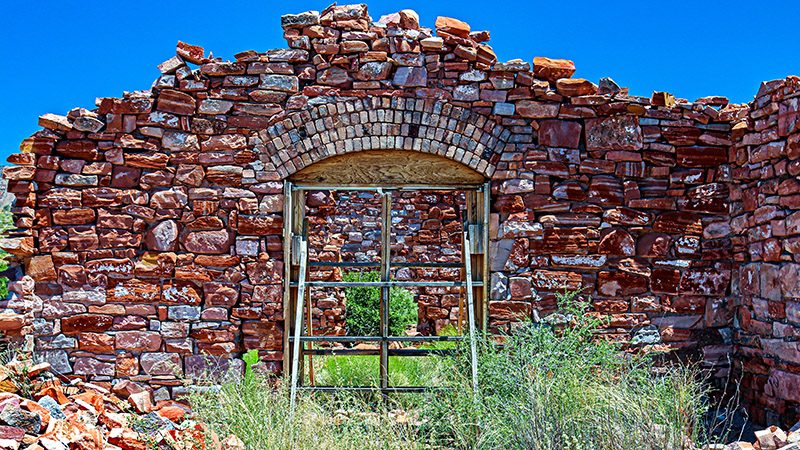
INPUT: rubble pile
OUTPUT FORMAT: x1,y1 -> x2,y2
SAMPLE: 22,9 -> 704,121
0,360 -> 242,450
721,423 -> 800,450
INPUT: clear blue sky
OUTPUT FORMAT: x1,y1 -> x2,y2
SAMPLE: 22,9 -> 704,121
2,1 -> 799,163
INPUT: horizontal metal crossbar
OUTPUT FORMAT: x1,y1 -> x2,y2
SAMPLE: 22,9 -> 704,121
289,335 -> 463,343
308,261 -> 466,269
309,261 -> 381,268
300,348 -> 455,356
290,281 -> 483,288
291,184 -> 485,192
393,262 -> 466,268
297,386 -> 449,393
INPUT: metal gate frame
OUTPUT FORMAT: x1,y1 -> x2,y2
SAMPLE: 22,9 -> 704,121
282,181 -> 490,409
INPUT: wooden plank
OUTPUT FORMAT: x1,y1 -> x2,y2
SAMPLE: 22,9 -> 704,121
289,150 -> 486,186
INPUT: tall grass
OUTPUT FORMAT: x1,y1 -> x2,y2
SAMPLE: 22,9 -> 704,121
187,377 -> 422,449
190,292 -> 718,449
420,292 -> 712,449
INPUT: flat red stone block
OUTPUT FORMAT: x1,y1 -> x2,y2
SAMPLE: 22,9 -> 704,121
652,212 -> 703,235
585,115 -> 642,151
650,268 -> 681,294
676,146 -> 728,167
177,41 -> 205,64
679,269 -> 731,296
538,120 -> 582,149
533,56 -> 576,82
62,314 -> 113,334
435,16 -> 471,38
236,214 -> 283,235
157,89 -> 197,115
597,271 -> 648,297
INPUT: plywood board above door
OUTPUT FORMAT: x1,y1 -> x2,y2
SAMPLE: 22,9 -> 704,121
289,150 -> 486,186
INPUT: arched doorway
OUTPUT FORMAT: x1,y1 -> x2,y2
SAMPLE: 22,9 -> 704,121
282,149 -> 489,400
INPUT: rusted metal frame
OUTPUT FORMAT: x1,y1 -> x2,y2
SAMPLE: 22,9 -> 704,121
286,184 -> 485,398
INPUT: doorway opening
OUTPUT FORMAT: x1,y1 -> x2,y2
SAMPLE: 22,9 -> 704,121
282,151 -> 489,401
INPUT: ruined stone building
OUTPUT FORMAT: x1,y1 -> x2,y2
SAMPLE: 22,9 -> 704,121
1,3 -> 799,426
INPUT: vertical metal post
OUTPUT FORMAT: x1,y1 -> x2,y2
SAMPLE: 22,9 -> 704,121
289,238 -> 308,412
463,230 -> 480,394
306,284 -> 315,386
282,181 -> 293,375
482,181 -> 491,331
380,190 -> 392,397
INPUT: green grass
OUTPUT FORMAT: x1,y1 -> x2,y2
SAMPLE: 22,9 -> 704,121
189,292 -> 725,450
188,376 -> 423,450
312,325 -> 459,388
312,354 -> 448,387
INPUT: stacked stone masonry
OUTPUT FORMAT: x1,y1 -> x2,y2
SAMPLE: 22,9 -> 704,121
1,3 -> 798,425
733,77 -> 800,425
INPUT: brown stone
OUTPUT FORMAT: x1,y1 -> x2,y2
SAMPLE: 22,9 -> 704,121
435,16 -> 471,38
652,212 -> 703,234
585,115 -> 642,151
676,146 -> 728,167
157,89 -> 196,115
237,215 -> 283,235
145,220 -> 179,251
182,230 -> 233,254
555,78 -> 597,97
62,314 -> 113,334
538,120 -> 582,149
533,57 -> 576,82
598,229 -> 635,256
516,101 -> 559,118
177,41 -> 205,64
116,331 -> 162,352
26,256 -> 57,282
597,271 -> 647,297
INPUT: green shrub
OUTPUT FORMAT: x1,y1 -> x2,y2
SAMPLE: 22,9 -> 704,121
418,290 -> 713,450
343,271 -> 417,336
0,208 -> 13,300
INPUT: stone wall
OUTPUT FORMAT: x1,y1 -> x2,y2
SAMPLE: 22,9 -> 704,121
0,3 -> 798,423
733,76 -> 800,425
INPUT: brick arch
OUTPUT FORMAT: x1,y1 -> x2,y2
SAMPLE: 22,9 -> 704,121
257,97 -> 512,180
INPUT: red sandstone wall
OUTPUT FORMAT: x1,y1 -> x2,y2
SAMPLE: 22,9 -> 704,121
733,76 -> 800,426
0,4 -> 789,413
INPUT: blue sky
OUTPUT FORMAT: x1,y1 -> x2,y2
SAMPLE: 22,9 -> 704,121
2,0 -> 799,162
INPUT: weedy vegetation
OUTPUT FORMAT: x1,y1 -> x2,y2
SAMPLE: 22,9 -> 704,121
189,291 -> 729,449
